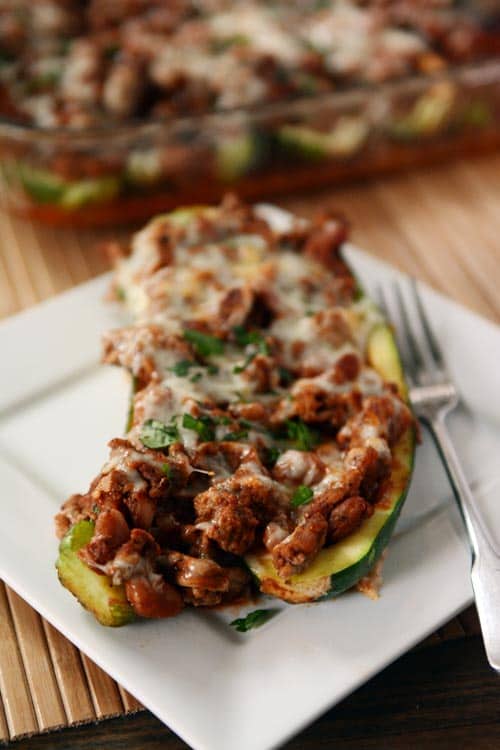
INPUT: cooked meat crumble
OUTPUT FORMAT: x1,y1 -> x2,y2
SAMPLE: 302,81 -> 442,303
55,194 -> 413,617
1,0 -> 496,129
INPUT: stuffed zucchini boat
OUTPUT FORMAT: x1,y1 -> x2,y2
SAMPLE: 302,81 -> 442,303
55,195 -> 415,625
246,323 -> 415,603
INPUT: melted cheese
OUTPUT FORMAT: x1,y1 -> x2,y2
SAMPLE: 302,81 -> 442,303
210,7 -> 299,59
303,1 -> 425,78
102,444 -> 163,492
112,203 -> 396,474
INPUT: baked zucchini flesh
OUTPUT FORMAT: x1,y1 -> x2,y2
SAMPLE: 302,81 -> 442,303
17,164 -> 121,208
55,195 -> 415,624
387,82 -> 456,141
56,520 -> 135,626
277,116 -> 370,161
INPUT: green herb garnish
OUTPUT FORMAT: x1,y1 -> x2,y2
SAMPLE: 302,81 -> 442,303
162,463 -> 172,478
291,485 -> 314,508
182,413 -> 215,442
265,446 -> 282,466
279,366 -> 294,385
229,608 -> 278,633
232,326 -> 271,373
233,325 -> 270,355
171,360 -> 219,380
171,359 -> 196,376
222,430 -> 248,442
214,415 -> 232,425
286,419 -> 317,451
140,419 -> 179,449
233,352 -> 257,374
183,329 -> 224,357
238,419 -> 269,435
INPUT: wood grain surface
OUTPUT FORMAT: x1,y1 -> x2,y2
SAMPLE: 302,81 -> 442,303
1,153 -> 499,748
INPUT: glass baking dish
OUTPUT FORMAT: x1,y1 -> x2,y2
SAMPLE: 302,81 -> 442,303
0,57 -> 499,227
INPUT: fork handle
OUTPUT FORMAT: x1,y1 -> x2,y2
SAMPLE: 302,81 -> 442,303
427,412 -> 500,672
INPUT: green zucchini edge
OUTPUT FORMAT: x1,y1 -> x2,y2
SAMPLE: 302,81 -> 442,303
245,321 -> 416,603
56,520 -> 135,627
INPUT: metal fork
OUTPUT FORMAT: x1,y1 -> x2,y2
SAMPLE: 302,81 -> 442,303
379,278 -> 500,672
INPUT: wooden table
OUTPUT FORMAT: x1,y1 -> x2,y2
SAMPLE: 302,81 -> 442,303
2,153 -> 500,749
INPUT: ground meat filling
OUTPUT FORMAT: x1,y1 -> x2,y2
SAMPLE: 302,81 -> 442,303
1,2 -> 493,130
55,195 -> 413,616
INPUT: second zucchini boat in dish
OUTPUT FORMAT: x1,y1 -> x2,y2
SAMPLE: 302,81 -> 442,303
55,195 -> 415,624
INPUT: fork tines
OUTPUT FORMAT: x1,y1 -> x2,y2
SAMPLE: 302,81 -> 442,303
377,278 -> 449,388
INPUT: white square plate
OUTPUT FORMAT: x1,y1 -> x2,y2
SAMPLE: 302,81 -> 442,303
1,206 -> 500,750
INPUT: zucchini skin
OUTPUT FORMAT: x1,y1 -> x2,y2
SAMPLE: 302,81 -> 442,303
18,164 -> 122,208
276,117 -> 369,161
56,520 -> 135,627
216,131 -> 265,181
321,429 -> 415,599
246,321 -> 416,603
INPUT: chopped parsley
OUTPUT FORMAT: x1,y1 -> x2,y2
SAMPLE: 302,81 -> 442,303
182,413 -> 215,442
233,325 -> 270,355
265,445 -> 282,466
291,485 -> 314,508
238,419 -> 270,435
162,463 -> 172,478
140,419 -> 179,449
183,329 -> 224,357
171,360 -> 219,381
233,325 -> 256,347
278,366 -> 294,385
214,415 -> 232,425
170,359 -> 196,376
182,413 -> 247,442
229,608 -> 278,633
232,326 -> 271,373
233,352 -> 257,374
222,429 -> 248,442
286,419 -> 317,451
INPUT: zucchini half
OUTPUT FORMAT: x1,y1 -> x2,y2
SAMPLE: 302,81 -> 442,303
55,205 -> 414,619
56,520 -> 135,626
387,82 -> 455,141
277,116 -> 369,161
245,323 -> 415,604
216,132 -> 264,181
18,164 -> 121,208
